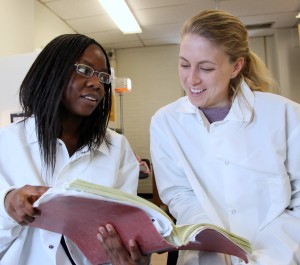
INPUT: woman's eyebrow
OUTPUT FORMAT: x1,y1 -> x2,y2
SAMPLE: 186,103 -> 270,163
77,61 -> 108,71
179,56 -> 188,61
198,61 -> 216,65
179,57 -> 216,66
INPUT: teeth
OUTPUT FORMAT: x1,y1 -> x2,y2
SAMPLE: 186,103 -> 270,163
84,96 -> 97,101
191,88 -> 205,93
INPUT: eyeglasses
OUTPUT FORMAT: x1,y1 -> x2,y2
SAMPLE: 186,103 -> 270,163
74,64 -> 112,84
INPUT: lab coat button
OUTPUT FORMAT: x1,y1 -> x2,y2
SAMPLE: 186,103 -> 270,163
49,245 -> 54,249
231,210 -> 236,214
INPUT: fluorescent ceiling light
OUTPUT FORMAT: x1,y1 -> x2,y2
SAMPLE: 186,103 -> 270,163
98,0 -> 142,34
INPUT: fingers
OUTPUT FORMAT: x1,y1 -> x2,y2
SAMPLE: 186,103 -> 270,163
4,185 -> 49,225
97,224 -> 150,265
128,240 -> 151,265
97,224 -> 130,264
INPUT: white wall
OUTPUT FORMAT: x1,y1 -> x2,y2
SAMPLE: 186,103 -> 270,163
249,36 -> 280,93
0,52 -> 39,126
34,1 -> 75,50
249,37 -> 266,62
275,28 -> 300,101
0,0 -> 75,56
0,0 -> 75,127
115,46 -> 182,193
116,45 -> 182,160
0,0 -> 35,56
265,35 -> 280,85
249,35 -> 280,85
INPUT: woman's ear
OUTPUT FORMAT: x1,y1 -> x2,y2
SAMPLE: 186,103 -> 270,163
231,57 -> 244,79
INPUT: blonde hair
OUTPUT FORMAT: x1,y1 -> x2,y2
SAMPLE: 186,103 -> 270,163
181,9 -> 277,99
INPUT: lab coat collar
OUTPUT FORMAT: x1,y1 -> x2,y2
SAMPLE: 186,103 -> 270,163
25,116 -> 109,156
23,116 -> 38,144
228,80 -> 255,123
176,97 -> 199,113
176,79 -> 255,123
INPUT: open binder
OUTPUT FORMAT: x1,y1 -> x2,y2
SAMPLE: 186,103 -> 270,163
30,179 -> 252,265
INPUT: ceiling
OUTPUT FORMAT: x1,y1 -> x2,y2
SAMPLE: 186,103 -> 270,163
38,0 -> 300,51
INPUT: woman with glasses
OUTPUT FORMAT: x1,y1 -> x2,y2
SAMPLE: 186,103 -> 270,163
150,10 -> 300,265
0,34 -> 149,265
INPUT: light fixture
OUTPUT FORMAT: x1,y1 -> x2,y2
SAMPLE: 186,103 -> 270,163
98,0 -> 142,34
296,12 -> 300,19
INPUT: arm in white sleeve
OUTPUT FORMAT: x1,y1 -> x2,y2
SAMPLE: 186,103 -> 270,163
113,133 -> 140,195
150,116 -> 210,225
0,127 -> 23,253
287,124 -> 300,212
247,111 -> 300,265
0,182 -> 23,253
245,210 -> 300,265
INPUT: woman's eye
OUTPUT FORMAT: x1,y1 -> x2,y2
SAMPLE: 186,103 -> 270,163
201,68 -> 214,72
78,68 -> 86,74
77,65 -> 93,76
83,68 -> 93,75
180,64 -> 190,68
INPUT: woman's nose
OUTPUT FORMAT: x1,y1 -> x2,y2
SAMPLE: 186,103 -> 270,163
87,74 -> 103,90
188,68 -> 201,85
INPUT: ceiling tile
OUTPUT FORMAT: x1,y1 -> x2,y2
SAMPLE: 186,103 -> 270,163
127,0 -> 194,10
142,37 -> 181,47
44,0 -> 105,20
87,30 -> 140,44
241,12 -> 299,28
220,0 -> 300,17
134,2 -> 214,26
67,15 -> 117,33
102,41 -> 144,50
139,23 -> 181,39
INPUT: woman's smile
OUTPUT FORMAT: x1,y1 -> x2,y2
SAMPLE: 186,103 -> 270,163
80,93 -> 100,103
190,87 -> 207,94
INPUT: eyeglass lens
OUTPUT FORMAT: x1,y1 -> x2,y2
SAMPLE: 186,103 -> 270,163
75,64 -> 111,84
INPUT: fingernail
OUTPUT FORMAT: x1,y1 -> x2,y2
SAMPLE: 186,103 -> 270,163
129,239 -> 135,248
105,224 -> 112,232
99,227 -> 105,235
97,233 -> 103,242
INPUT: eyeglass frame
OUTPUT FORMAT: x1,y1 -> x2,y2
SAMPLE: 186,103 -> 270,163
74,63 -> 112,85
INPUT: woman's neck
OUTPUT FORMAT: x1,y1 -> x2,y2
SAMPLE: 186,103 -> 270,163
199,105 -> 231,123
60,116 -> 83,156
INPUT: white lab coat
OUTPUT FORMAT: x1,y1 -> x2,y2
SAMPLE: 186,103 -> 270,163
150,81 -> 300,265
0,117 -> 139,265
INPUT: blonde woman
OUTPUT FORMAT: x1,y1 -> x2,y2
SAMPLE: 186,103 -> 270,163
150,10 -> 300,265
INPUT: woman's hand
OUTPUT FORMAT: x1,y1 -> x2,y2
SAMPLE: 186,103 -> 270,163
4,185 -> 49,225
97,224 -> 151,265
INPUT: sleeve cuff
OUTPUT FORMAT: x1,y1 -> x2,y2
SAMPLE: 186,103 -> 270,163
0,187 -> 17,219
